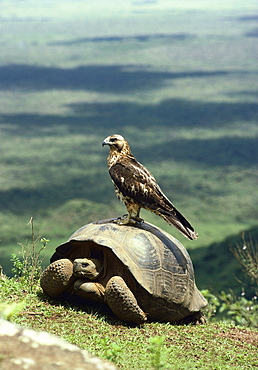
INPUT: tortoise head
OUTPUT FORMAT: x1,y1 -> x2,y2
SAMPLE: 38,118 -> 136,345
73,258 -> 103,280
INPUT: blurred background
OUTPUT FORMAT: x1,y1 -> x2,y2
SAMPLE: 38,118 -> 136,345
0,0 -> 257,295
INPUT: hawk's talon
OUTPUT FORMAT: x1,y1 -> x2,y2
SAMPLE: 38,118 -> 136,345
111,216 -> 129,225
111,218 -> 121,224
112,215 -> 144,226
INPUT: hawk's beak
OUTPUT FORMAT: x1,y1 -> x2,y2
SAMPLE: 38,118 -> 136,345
102,137 -> 110,147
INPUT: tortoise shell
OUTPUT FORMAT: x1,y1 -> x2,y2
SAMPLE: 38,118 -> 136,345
50,218 -> 207,322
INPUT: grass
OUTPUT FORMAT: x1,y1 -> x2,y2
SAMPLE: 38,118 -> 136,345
1,277 -> 257,369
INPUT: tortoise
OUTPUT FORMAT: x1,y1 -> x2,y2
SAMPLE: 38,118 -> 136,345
40,218 -> 207,324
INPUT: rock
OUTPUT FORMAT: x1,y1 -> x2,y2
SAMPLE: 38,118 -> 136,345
0,319 -> 118,370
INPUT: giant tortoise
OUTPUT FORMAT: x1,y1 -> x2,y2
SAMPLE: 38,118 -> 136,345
40,219 -> 207,324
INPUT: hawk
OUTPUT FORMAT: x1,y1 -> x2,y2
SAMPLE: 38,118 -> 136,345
102,134 -> 198,240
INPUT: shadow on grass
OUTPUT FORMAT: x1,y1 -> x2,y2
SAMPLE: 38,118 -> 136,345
0,171 -> 111,215
37,290 -> 134,327
0,64 -> 230,93
226,90 -> 258,98
49,33 -> 195,45
245,29 -> 258,37
1,97 -> 258,132
237,15 -> 258,37
139,136 -> 258,167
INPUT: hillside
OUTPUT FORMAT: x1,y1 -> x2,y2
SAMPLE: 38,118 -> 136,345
0,0 -> 257,298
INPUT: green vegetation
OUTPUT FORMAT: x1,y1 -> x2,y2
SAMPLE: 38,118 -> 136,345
10,217 -> 49,291
0,276 -> 257,369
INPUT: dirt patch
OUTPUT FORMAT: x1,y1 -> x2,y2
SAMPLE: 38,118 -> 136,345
217,326 -> 258,347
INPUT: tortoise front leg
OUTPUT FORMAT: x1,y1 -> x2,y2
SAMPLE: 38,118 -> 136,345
40,259 -> 75,297
105,276 -> 147,324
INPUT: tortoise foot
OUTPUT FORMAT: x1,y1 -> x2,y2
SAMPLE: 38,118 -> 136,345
178,311 -> 207,325
105,276 -> 147,324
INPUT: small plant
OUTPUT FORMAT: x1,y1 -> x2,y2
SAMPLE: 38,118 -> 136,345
218,290 -> 258,327
10,254 -> 24,277
149,336 -> 167,369
218,235 -> 258,327
201,235 -> 258,327
230,235 -> 258,296
0,301 -> 25,321
201,289 -> 221,320
204,236 -> 258,327
97,337 -> 122,364
10,217 -> 49,291
0,265 -> 6,281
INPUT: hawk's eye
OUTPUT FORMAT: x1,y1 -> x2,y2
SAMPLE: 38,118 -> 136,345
110,137 -> 118,142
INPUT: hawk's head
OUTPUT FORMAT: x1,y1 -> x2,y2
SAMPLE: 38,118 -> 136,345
102,134 -> 126,152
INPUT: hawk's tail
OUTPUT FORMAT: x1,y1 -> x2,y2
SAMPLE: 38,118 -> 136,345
159,209 -> 198,240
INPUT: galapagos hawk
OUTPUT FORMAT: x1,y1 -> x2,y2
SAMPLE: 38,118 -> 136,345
102,134 -> 198,240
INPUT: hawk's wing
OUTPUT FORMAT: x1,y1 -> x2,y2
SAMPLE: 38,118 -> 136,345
109,160 -> 165,210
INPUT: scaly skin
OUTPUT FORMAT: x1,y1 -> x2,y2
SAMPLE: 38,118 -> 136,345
105,276 -> 147,324
40,259 -> 74,297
